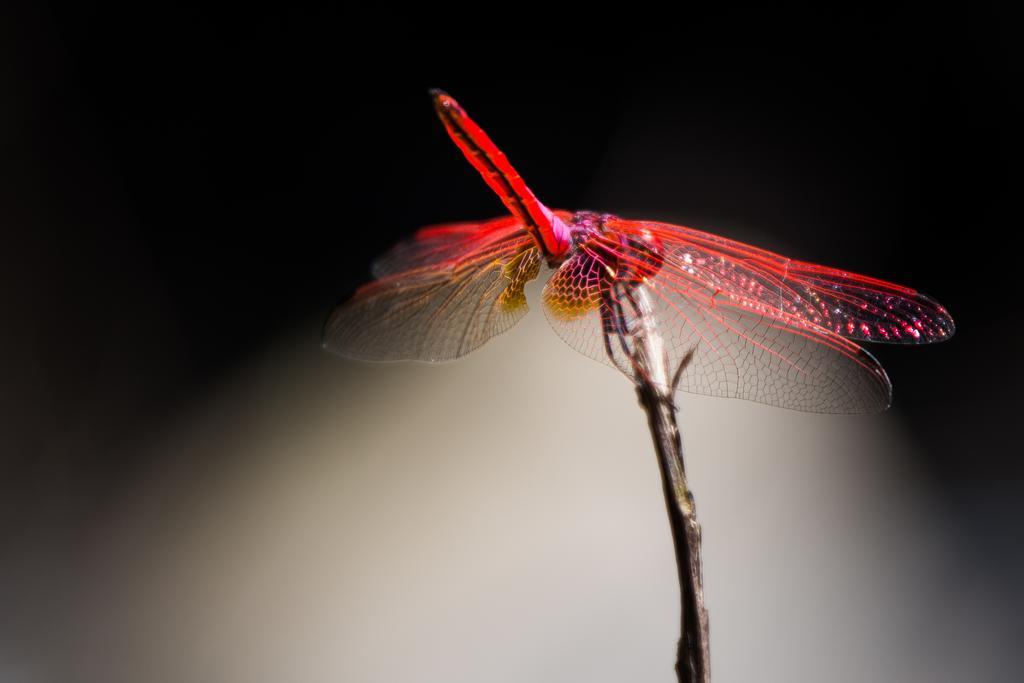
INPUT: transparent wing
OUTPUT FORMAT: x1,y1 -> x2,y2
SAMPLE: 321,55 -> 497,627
541,216 -> 955,413
781,261 -> 954,343
323,216 -> 541,362
634,219 -> 954,345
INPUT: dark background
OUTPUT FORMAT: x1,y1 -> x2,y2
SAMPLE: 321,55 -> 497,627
3,3 -> 1022,663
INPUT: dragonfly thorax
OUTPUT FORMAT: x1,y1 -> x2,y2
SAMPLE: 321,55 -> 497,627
567,211 -> 665,284
567,211 -> 613,247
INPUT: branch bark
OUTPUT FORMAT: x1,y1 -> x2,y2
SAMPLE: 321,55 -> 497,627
605,284 -> 710,683
635,358 -> 710,683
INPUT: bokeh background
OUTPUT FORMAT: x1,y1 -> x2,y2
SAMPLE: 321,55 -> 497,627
3,6 -> 1022,682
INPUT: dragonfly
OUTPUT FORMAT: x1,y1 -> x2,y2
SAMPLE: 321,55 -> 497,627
324,90 -> 954,413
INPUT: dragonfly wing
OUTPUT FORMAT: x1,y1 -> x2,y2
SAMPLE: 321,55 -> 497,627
324,217 -> 541,362
542,221 -> 896,413
629,219 -> 954,345
780,261 -> 954,343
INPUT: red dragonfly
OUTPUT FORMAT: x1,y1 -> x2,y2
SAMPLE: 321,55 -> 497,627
324,90 -> 954,413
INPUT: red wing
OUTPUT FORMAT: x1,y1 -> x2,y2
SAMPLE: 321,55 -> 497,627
323,216 -> 541,362
627,219 -> 955,345
542,217 -> 954,413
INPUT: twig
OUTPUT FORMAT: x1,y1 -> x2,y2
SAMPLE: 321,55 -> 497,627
605,284 -> 710,683
636,352 -> 709,683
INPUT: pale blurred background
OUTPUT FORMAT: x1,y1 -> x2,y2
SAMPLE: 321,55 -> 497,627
4,305 -> 1014,682
3,5 -> 1022,682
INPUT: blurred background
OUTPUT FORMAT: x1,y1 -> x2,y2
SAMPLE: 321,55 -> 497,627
2,5 -> 1021,682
